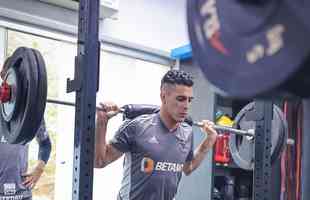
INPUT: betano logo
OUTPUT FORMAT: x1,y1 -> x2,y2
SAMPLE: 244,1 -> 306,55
141,157 -> 183,174
141,157 -> 155,174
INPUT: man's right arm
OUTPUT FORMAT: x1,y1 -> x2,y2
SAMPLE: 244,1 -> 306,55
94,143 -> 123,168
94,102 -> 123,168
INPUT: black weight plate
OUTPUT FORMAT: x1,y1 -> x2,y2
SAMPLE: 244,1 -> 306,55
229,102 -> 287,170
0,47 -> 39,144
24,48 -> 47,144
16,48 -> 40,144
187,0 -> 310,98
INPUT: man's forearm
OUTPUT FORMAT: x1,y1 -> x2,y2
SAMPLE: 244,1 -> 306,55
94,122 -> 108,168
94,118 -> 123,168
183,135 -> 217,175
34,160 -> 46,174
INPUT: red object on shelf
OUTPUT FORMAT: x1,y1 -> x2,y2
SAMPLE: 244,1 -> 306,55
214,133 -> 231,164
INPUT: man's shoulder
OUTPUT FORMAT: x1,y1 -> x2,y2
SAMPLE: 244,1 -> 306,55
118,113 -> 157,136
124,113 -> 157,126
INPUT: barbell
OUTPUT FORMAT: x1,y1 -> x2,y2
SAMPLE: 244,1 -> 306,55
0,45 -> 254,144
193,122 -> 254,137
46,98 -> 255,137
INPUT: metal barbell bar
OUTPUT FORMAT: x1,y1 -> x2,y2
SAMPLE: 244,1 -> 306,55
46,98 -> 125,112
46,98 -> 255,137
193,121 -> 254,137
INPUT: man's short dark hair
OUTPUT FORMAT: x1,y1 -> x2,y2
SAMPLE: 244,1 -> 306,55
161,69 -> 194,88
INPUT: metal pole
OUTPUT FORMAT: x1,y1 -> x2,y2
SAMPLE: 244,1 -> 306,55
46,98 -> 125,113
67,0 -> 100,199
253,100 -> 272,200
193,121 -> 254,137
46,98 -> 75,107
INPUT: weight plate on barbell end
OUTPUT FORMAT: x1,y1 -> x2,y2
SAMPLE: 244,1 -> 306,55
229,102 -> 287,170
0,47 -> 40,144
25,48 -> 48,144
187,0 -> 310,98
17,48 -> 47,144
1,67 -> 22,122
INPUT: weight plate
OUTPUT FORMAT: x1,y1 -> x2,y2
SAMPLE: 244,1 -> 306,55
0,47 -> 40,144
187,0 -> 310,98
24,48 -> 48,144
229,102 -> 287,170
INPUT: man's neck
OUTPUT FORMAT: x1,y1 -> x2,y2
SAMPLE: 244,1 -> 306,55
159,108 -> 179,132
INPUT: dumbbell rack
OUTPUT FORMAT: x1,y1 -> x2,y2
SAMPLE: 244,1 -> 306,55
68,0 -> 100,200
212,97 -> 273,200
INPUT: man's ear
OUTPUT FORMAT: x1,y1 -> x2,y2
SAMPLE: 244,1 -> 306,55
160,91 -> 166,104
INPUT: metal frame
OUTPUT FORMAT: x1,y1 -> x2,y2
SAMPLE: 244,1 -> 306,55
253,100 -> 273,200
68,0 -> 100,199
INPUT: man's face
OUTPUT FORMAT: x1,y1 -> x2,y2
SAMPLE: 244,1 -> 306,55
161,84 -> 194,122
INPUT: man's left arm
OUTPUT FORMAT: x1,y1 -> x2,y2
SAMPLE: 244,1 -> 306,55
23,120 -> 52,189
183,120 -> 217,175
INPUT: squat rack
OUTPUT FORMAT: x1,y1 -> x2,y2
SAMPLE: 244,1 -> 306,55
69,0 -> 100,199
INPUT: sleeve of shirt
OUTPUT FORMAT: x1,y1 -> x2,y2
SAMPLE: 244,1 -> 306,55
110,119 -> 138,153
35,119 -> 49,142
36,119 -> 52,164
185,132 -> 194,162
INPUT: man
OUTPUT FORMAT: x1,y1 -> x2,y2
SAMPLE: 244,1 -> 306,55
95,69 -> 217,200
0,119 -> 52,200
